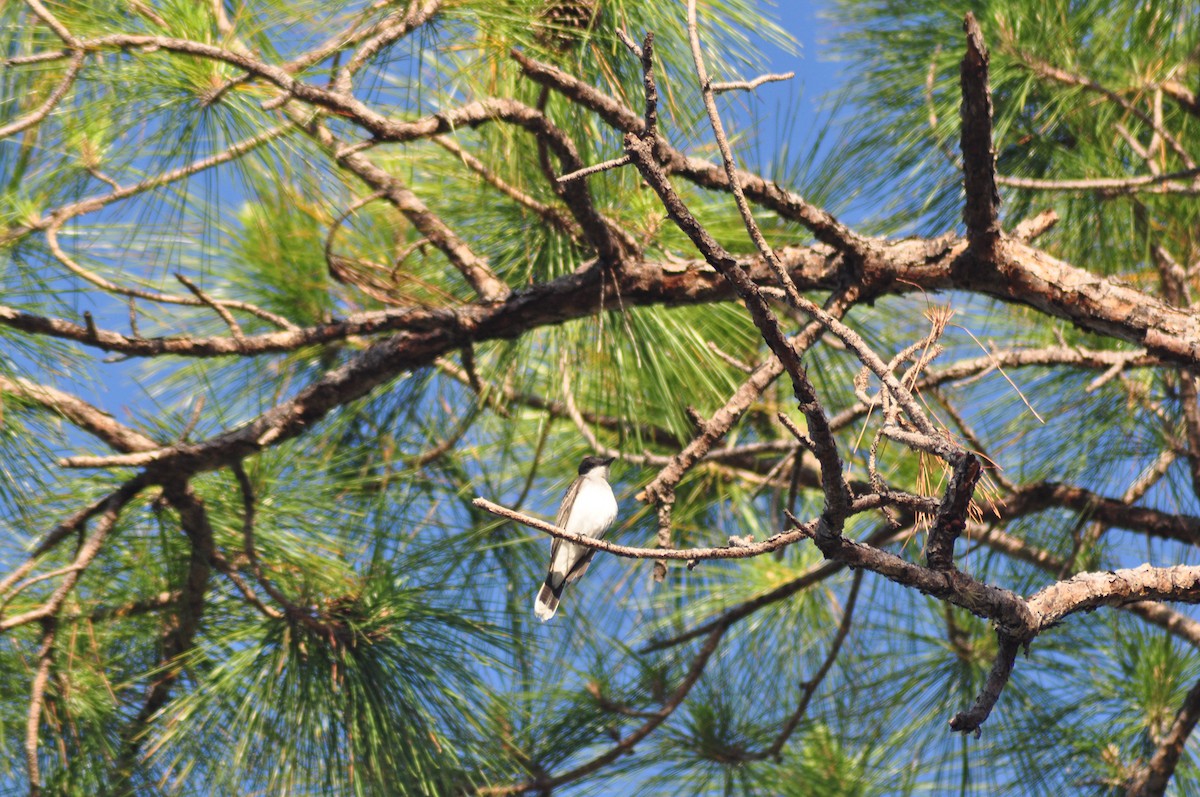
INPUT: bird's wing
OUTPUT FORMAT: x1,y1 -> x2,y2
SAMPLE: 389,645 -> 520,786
562,483 -> 614,585
546,475 -> 584,568
564,548 -> 596,584
554,476 -> 582,529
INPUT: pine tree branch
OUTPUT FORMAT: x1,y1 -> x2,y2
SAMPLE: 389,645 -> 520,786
1026,564 -> 1200,628
637,288 -> 855,565
1161,80 -> 1200,118
1123,677 -> 1200,796
1010,50 -> 1195,169
948,632 -> 1019,735
511,49 -> 869,254
25,620 -> 56,797
624,131 -> 852,525
756,569 -> 863,759
0,248 -> 841,358
959,13 -> 1001,255
0,50 -> 85,139
925,453 -> 982,570
0,376 -> 160,453
434,135 -> 581,240
473,497 -> 816,561
997,166 -> 1200,196
483,622 -> 729,795
114,479 -> 214,786
333,0 -> 441,93
62,591 -> 182,623
0,476 -> 148,631
976,524 -> 1200,650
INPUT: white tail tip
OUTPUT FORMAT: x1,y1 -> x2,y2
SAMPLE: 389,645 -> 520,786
534,583 -> 558,621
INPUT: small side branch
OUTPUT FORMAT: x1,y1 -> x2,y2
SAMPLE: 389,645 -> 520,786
997,166 -> 1200,196
232,464 -> 300,616
0,476 -> 147,632
632,31 -> 657,134
711,72 -> 794,93
1123,676 -> 1200,796
556,155 -> 630,184
175,273 -> 245,343
926,453 -> 981,570
25,620 -> 56,797
759,569 -> 862,758
0,50 -> 85,139
1011,209 -> 1058,241
949,632 -> 1019,735
959,12 -> 1000,255
483,622 -> 729,795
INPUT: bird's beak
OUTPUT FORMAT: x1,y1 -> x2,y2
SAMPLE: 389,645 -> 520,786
602,456 -> 616,466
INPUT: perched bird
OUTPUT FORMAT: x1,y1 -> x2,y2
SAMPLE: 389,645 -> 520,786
534,455 -> 617,621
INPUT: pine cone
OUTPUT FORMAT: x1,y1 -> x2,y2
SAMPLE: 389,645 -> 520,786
535,0 -> 599,53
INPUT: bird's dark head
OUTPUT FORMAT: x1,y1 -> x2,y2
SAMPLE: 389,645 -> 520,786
578,455 -> 616,476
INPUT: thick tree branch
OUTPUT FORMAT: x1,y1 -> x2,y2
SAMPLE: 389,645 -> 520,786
0,376 -> 160,453
975,525 -> 1200,650
997,481 -> 1200,549
810,525 -> 1035,636
24,0 -> 78,46
1026,564 -> 1200,628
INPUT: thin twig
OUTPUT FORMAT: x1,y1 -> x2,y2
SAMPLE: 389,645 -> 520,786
556,155 -> 631,183
997,166 -> 1200,196
0,50 -> 85,139
1,477 -> 148,632
687,0 -> 948,453
482,622 -> 729,794
760,569 -> 863,759
476,496 -> 816,561
1013,50 -> 1195,169
710,71 -> 794,93
175,273 -> 245,343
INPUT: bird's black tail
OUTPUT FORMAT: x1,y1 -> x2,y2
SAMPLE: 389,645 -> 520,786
534,576 -> 565,621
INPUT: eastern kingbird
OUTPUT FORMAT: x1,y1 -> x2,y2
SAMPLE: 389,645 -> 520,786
534,455 -> 618,621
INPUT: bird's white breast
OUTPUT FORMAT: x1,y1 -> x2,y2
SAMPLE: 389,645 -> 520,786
564,474 -> 617,538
